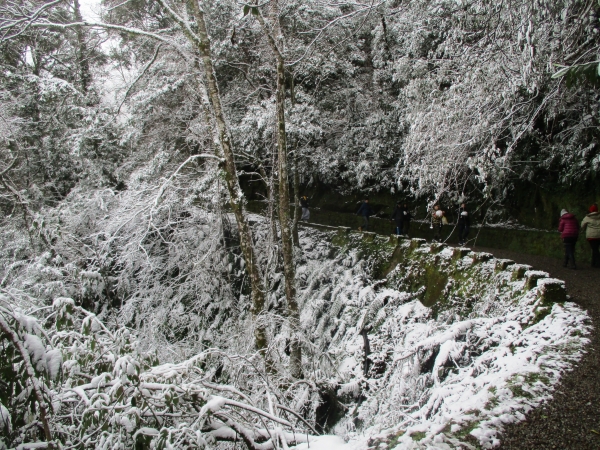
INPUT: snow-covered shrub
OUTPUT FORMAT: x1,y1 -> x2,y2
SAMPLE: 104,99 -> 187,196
0,293 -> 316,449
0,211 -> 591,450
0,150 -> 247,361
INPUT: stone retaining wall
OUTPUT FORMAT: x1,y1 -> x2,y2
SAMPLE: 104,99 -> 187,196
313,224 -> 567,308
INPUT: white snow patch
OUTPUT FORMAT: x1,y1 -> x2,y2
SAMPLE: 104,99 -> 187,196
292,435 -> 354,450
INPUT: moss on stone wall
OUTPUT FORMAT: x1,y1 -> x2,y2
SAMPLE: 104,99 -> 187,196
319,227 -> 566,314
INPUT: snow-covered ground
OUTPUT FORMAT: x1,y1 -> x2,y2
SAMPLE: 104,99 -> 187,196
291,229 -> 591,449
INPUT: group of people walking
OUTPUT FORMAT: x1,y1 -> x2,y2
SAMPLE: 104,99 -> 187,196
356,198 -> 415,235
301,196 -> 600,268
356,198 -> 412,236
356,199 -> 468,244
390,201 -> 413,236
559,204 -> 600,269
428,203 -> 471,245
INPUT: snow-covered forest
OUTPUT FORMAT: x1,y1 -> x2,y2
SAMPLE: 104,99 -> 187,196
0,0 -> 597,448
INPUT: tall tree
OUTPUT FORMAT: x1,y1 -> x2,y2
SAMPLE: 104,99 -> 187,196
253,0 -> 303,378
154,0 -> 274,368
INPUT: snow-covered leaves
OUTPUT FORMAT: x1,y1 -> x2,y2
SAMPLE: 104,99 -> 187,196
0,214 -> 590,449
0,292 -> 315,449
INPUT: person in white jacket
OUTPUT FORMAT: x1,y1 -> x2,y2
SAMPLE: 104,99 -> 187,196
581,204 -> 600,268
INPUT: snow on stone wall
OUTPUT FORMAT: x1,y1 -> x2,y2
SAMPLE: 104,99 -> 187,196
291,227 -> 590,449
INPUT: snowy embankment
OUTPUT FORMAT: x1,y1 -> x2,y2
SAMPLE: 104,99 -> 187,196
292,229 -> 591,449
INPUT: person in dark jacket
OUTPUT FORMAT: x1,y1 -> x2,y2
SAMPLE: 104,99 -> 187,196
402,203 -> 413,236
457,203 -> 470,245
390,201 -> 404,235
300,196 -> 310,221
357,198 -> 374,231
558,209 -> 579,269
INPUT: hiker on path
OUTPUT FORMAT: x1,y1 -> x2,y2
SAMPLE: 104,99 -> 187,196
402,203 -> 413,236
558,209 -> 579,270
457,203 -> 470,246
357,198 -> 374,231
300,196 -> 310,221
390,201 -> 404,235
431,204 -> 445,242
581,204 -> 600,268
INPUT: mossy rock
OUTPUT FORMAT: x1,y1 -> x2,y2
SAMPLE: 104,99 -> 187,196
381,246 -> 406,278
338,226 -> 351,235
524,270 -> 549,291
471,252 -> 493,264
332,232 -> 350,248
422,265 -> 449,307
409,238 -> 426,250
452,247 -> 471,260
388,234 -> 410,246
538,279 -> 567,303
511,264 -> 532,280
362,232 -> 376,242
388,234 -> 401,246
495,259 -> 515,271
429,242 -> 447,254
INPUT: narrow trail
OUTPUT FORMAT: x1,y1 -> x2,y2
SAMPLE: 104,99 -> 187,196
481,249 -> 600,450
301,221 -> 600,449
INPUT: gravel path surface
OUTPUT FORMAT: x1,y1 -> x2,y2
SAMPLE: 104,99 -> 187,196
472,247 -> 600,450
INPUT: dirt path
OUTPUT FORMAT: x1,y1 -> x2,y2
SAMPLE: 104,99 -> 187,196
473,247 -> 600,449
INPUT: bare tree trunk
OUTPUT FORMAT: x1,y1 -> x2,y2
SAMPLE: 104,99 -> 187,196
183,0 -> 272,369
290,75 -> 301,248
257,6 -> 303,379
259,164 -> 279,257
291,148 -> 300,247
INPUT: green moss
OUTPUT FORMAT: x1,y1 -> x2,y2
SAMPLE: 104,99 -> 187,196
507,375 -> 534,399
422,265 -> 448,307
523,372 -> 550,386
454,420 -> 481,439
410,431 -> 426,441
495,259 -> 515,271
331,230 -> 351,248
366,430 -> 406,449
386,430 -> 406,449
485,395 -> 500,410
532,306 -> 551,324
539,281 -> 567,304
381,245 -> 406,278
353,234 -> 398,279
511,265 -> 529,280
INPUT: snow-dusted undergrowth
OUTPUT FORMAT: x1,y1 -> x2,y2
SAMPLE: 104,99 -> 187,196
292,228 -> 591,449
0,199 -> 590,449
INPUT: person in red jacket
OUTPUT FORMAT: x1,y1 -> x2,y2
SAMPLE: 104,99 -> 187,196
558,209 -> 579,269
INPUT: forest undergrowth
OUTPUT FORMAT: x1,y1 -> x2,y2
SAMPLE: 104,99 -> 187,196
0,161 -> 591,448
